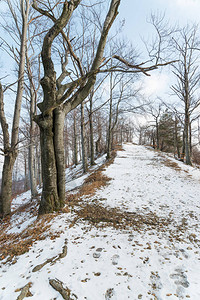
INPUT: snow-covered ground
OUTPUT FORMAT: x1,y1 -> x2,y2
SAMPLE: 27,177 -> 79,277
0,144 -> 200,300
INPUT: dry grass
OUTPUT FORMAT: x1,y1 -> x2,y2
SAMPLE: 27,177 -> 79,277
0,149 -> 118,262
69,201 -> 199,245
66,150 -> 117,207
0,212 -> 65,262
66,169 -> 111,208
113,144 -> 125,152
0,198 -> 70,262
162,158 -> 182,172
72,202 -> 169,231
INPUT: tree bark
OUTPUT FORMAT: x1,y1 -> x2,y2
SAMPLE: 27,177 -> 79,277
81,102 -> 88,173
89,90 -> 95,165
174,117 -> 180,158
54,106 -> 65,206
181,129 -> 185,161
96,114 -> 102,154
156,117 -> 159,149
107,71 -> 113,159
0,154 -> 16,215
35,140 -> 42,188
73,110 -> 78,166
185,114 -> 192,165
38,115 -> 59,214
28,89 -> 38,197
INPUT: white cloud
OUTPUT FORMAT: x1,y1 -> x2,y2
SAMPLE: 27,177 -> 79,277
175,0 -> 200,6
167,0 -> 200,21
142,72 -> 169,98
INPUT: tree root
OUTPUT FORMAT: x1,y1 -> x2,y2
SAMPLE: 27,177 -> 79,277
16,282 -> 32,300
32,238 -> 67,272
49,278 -> 77,300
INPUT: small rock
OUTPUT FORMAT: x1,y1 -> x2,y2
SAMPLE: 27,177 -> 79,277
138,294 -> 143,299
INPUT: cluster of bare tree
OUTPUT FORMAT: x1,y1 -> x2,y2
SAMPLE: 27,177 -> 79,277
138,25 -> 200,166
1,1 -> 198,218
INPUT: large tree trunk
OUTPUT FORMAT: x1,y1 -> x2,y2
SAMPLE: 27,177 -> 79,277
35,139 -> 42,188
38,116 -> 60,215
0,153 -> 16,216
54,106 -> 65,206
73,110 -> 78,166
64,120 -> 70,167
29,89 -> 38,197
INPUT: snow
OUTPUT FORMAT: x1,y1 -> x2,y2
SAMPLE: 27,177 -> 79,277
65,154 -> 106,191
0,144 -> 200,300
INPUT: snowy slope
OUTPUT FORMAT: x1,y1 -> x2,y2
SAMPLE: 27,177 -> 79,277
0,144 -> 200,300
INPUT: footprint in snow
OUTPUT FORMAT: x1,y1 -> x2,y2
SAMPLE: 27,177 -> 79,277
179,249 -> 189,259
150,272 -> 163,300
128,234 -> 134,242
170,267 -> 189,298
93,252 -> 101,259
112,254 -> 120,265
93,248 -> 103,259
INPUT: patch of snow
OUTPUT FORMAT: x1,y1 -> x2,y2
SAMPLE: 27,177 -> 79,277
0,145 -> 200,300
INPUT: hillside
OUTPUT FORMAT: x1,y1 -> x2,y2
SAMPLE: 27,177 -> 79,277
0,143 -> 200,300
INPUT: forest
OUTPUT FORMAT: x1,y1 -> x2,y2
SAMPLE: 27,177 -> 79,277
0,1 -> 200,299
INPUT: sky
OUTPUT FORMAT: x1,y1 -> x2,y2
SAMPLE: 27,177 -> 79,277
118,0 -> 200,99
1,0 -> 200,102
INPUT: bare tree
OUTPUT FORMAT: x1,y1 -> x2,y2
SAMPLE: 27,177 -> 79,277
80,101 -> 88,173
31,0 -> 121,214
171,24 -> 200,165
146,100 -> 163,149
0,0 -> 30,216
